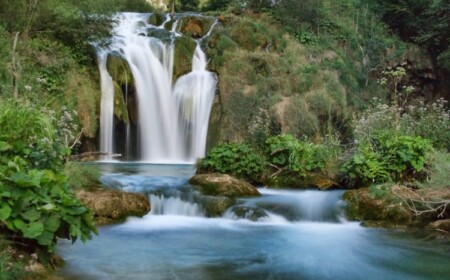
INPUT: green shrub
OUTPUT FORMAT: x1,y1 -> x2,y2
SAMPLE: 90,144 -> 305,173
343,134 -> 433,187
266,134 -> 328,177
65,162 -> 102,191
355,98 -> 450,151
0,101 -> 96,264
200,143 -> 266,181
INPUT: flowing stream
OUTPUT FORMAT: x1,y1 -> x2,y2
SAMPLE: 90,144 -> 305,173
57,164 -> 450,280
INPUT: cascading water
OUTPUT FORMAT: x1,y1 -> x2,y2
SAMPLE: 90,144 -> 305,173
97,13 -> 217,163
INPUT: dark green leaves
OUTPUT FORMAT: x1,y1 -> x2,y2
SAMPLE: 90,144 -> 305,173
200,143 -> 266,182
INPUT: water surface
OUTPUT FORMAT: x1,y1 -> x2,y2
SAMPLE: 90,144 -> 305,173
57,164 -> 450,280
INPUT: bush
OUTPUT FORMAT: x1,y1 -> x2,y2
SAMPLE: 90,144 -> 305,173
266,134 -> 329,177
200,143 -> 266,181
65,162 -> 102,191
0,101 -> 96,264
355,98 -> 450,151
343,134 -> 433,187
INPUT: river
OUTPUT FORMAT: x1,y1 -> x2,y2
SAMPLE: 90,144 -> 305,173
56,163 -> 450,280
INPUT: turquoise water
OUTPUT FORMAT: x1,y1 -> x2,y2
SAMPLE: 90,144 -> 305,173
57,163 -> 450,279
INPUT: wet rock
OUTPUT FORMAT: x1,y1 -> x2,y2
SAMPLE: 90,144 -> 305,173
343,187 -> 413,226
200,196 -> 235,217
148,13 -> 165,26
178,16 -> 215,39
173,36 -> 196,81
264,173 -> 338,190
76,189 -> 150,225
227,205 -> 268,221
189,173 -> 260,198
106,55 -> 133,85
147,28 -> 172,42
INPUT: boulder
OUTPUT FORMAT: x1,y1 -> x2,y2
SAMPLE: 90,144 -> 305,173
148,13 -> 165,26
76,189 -> 150,225
343,187 -> 413,227
199,196 -> 235,217
189,173 -> 261,198
178,16 -> 215,39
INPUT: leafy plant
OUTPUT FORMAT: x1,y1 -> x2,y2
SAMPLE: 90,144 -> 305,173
200,143 -> 266,181
0,101 -> 96,264
343,134 -> 433,187
266,134 -> 328,177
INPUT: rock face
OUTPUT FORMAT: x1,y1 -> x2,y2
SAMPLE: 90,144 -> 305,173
189,173 -> 261,198
76,189 -> 150,224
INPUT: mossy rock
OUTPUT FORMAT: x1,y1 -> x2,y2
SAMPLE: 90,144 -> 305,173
76,189 -> 150,225
228,205 -> 268,221
178,16 -> 215,39
164,19 -> 175,31
199,196 -> 234,217
148,12 -> 166,26
173,36 -> 196,81
263,172 -> 337,190
106,55 -> 133,85
343,187 -> 413,227
147,28 -> 172,42
189,173 -> 261,198
113,82 -> 129,123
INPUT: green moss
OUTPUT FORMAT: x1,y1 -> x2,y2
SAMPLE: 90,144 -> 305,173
148,12 -> 165,26
113,82 -> 129,123
106,55 -> 133,85
173,37 -> 197,81
343,188 -> 413,225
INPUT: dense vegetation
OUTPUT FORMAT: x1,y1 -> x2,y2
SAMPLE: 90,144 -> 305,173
0,0 -> 449,276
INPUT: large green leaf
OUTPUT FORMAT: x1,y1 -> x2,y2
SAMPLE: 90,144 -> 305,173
21,208 -> 41,222
0,203 -> 12,220
22,221 -> 44,239
43,213 -> 61,232
37,230 -> 54,246
8,170 -> 42,187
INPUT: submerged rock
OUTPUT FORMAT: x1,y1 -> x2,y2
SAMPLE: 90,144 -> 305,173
227,205 -> 268,221
76,189 -> 150,225
189,173 -> 261,198
199,196 -> 234,217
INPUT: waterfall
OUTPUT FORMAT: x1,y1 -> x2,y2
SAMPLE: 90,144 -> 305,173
97,13 -> 217,163
149,194 -> 205,217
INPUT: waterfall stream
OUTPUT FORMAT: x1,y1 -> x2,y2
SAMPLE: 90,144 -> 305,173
97,13 -> 217,163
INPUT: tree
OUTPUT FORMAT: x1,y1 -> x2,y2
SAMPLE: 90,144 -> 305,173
373,0 -> 450,94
